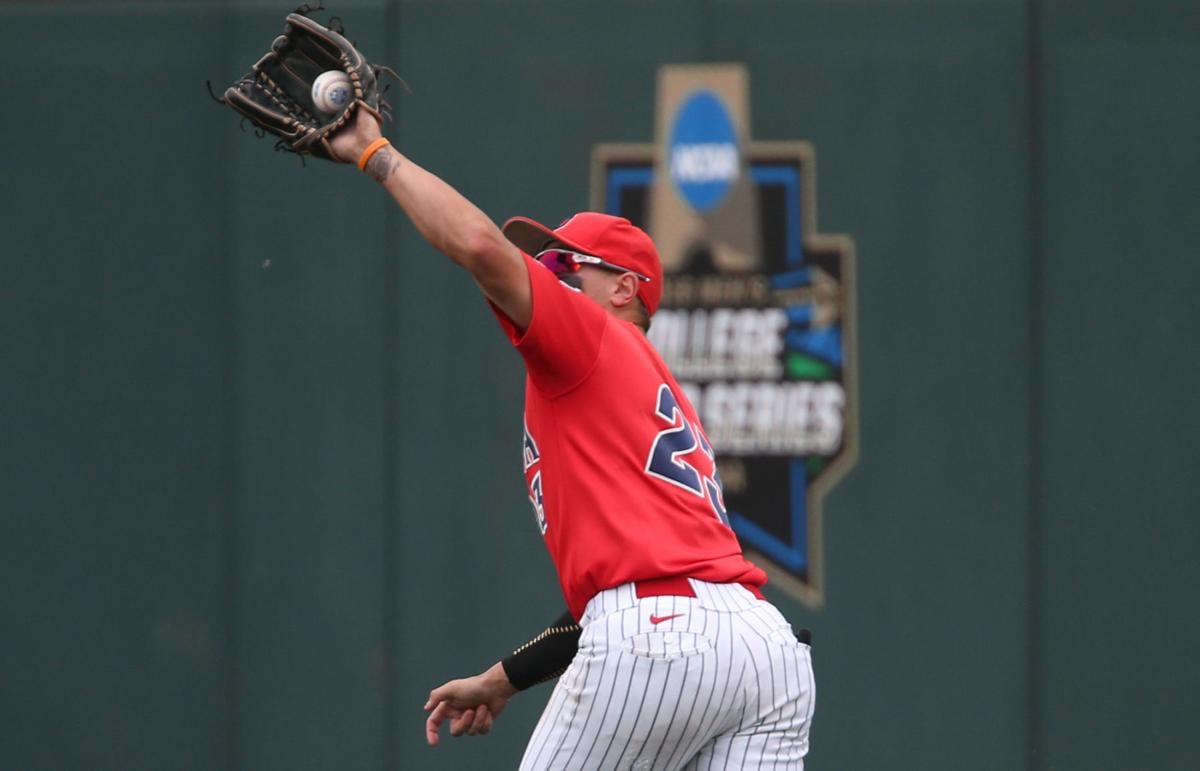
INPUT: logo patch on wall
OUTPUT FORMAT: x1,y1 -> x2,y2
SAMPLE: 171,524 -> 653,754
592,64 -> 858,608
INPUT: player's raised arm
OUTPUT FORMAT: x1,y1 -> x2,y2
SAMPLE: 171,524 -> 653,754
214,11 -> 528,325
330,110 -> 532,328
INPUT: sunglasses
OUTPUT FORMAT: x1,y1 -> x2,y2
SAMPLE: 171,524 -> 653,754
535,249 -> 652,283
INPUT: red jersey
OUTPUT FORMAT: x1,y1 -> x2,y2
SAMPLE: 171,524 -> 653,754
492,254 -> 766,619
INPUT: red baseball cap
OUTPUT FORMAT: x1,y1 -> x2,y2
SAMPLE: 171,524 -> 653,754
502,212 -> 665,316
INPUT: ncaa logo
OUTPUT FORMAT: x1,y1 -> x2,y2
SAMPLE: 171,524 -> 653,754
668,90 -> 740,214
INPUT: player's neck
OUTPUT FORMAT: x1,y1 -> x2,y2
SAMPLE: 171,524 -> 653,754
608,305 -> 645,333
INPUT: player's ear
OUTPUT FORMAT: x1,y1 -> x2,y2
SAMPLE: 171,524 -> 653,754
610,273 -> 640,308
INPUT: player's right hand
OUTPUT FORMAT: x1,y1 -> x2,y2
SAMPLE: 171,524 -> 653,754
423,663 -> 518,747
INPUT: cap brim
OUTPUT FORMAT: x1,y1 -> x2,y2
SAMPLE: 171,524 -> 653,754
501,216 -> 590,257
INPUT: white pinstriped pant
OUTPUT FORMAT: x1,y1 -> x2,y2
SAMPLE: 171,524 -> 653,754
519,580 -> 815,770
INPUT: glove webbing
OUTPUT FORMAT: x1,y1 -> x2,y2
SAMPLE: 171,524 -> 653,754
252,71 -> 318,126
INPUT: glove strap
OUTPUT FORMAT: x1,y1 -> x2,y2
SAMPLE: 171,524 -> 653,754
357,138 -> 392,172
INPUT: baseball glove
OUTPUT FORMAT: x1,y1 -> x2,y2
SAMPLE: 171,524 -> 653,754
212,5 -> 397,161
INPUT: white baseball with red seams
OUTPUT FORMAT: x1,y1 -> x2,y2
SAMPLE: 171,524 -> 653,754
311,70 -> 352,113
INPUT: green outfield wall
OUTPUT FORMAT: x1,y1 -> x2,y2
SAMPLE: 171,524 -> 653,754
1,1 -> 1196,769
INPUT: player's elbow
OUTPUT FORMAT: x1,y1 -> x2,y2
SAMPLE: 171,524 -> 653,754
460,226 -> 507,271
461,228 -> 523,287
462,231 -> 531,324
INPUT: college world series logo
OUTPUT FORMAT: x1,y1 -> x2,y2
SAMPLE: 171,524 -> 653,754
592,65 -> 858,608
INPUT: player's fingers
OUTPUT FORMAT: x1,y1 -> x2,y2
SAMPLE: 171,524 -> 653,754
425,681 -> 461,711
424,686 -> 447,711
425,701 -> 452,747
450,708 -> 474,737
468,704 -> 491,736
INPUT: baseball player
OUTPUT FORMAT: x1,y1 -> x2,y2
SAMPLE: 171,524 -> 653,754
329,110 -> 815,769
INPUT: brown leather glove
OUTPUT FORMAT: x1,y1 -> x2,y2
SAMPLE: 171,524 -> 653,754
216,6 -> 397,161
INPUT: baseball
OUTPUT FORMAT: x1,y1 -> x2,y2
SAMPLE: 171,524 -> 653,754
311,70 -> 353,114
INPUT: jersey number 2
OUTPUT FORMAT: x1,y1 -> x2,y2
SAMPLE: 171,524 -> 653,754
645,384 -> 730,526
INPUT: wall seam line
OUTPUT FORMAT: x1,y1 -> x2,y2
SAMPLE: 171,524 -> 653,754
1025,0 -> 1045,768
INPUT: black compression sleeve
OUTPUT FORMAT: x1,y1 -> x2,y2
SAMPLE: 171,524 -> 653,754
501,609 -> 581,691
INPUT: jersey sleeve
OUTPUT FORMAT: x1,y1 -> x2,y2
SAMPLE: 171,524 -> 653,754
489,252 -> 608,397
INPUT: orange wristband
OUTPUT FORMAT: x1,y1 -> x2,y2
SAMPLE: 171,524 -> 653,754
357,137 -> 392,172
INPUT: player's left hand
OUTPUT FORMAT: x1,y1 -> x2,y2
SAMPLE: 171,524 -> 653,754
423,663 -> 518,746
425,701 -> 495,744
